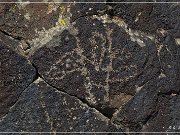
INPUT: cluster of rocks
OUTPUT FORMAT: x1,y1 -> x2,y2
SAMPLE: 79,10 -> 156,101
0,0 -> 179,133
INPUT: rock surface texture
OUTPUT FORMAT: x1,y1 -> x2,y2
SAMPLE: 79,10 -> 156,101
0,0 -> 180,133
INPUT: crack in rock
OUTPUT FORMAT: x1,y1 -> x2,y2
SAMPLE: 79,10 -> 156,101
0,77 -> 122,132
0,1 -> 180,133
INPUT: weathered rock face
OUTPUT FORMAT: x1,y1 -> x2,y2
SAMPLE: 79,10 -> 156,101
30,16 -> 161,116
141,94 -> 180,132
112,79 -> 165,131
107,1 -> 180,132
0,1 -> 180,133
69,0 -> 106,22
0,3 -> 59,40
0,32 -> 20,53
112,77 -> 180,132
0,38 -> 36,118
107,1 -> 180,34
0,78 -> 122,132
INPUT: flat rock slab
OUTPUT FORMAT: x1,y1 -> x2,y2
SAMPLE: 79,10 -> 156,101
30,17 -> 161,113
0,39 -> 36,118
0,78 -> 122,132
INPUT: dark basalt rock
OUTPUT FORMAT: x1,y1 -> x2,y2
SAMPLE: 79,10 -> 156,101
112,79 -> 180,132
0,3 -> 59,40
69,0 -> 106,22
112,79 -> 159,131
30,17 -> 161,113
0,39 -> 36,118
0,32 -> 19,53
0,78 -> 122,132
107,1 -> 180,34
112,29 -> 180,132
139,94 -> 180,132
0,1 -> 180,133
